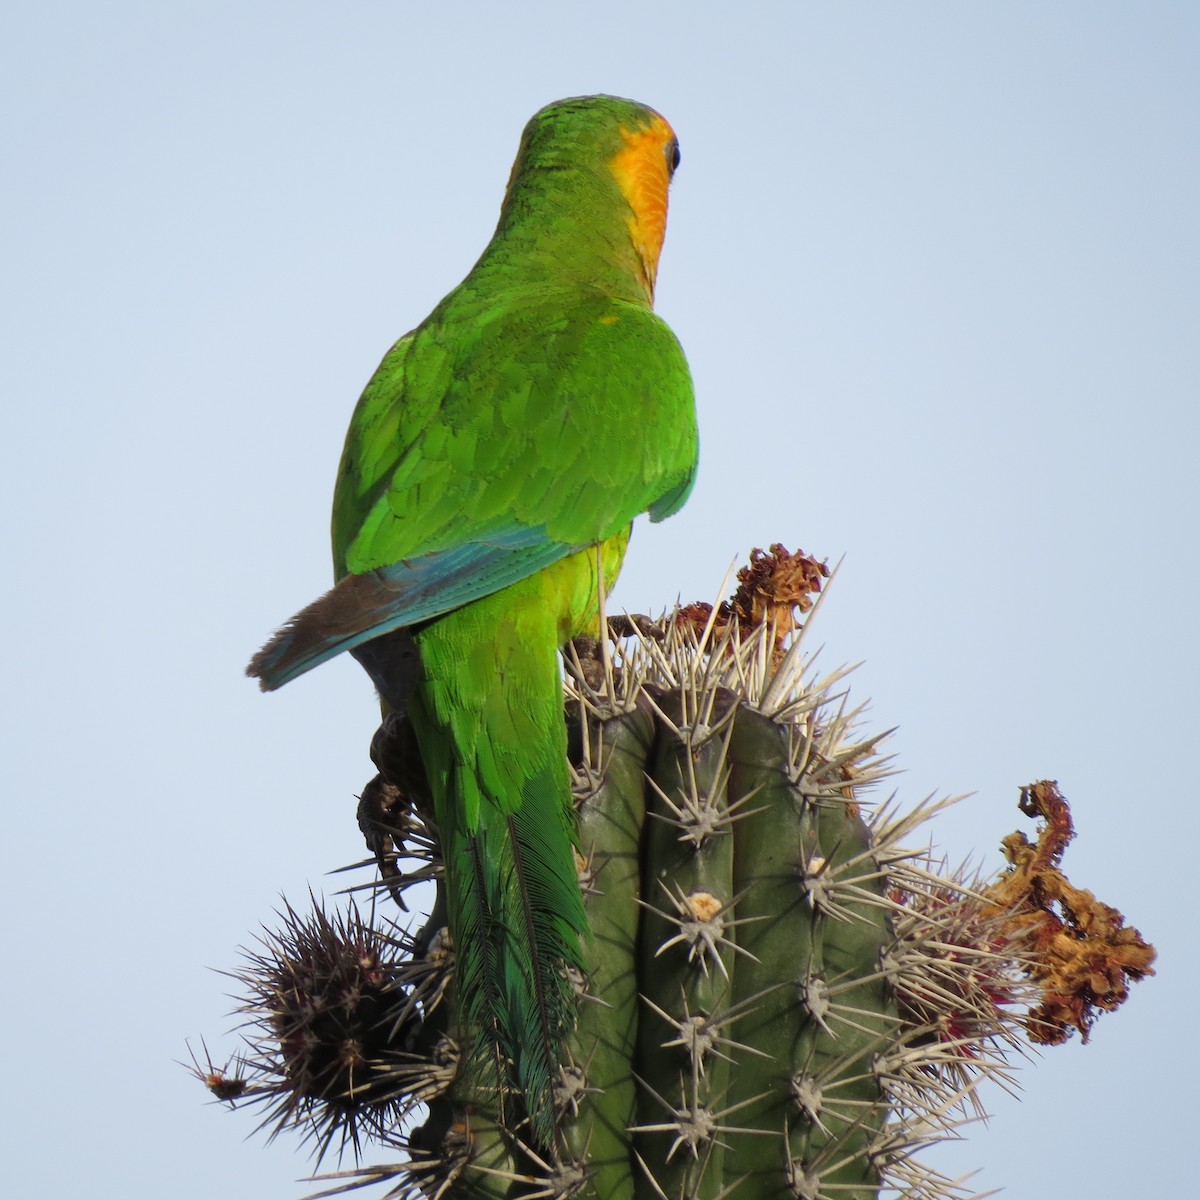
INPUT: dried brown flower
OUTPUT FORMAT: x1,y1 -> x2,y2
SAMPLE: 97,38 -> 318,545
984,781 -> 1156,1043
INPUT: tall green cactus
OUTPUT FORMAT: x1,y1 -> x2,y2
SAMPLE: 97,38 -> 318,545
195,551 -> 1154,1200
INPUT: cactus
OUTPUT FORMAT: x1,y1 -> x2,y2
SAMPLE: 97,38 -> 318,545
194,547 -> 1155,1199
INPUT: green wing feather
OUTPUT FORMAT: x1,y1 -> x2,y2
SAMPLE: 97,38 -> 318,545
334,290 -> 695,577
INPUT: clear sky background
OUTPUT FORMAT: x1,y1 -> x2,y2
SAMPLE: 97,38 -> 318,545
3,2 -> 1196,1196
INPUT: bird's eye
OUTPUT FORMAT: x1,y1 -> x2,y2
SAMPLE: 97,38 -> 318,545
666,138 -> 681,175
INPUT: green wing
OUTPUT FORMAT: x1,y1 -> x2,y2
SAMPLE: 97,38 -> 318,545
334,287 -> 697,583
251,288 -> 695,694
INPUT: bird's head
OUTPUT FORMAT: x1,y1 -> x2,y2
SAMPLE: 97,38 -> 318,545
499,95 -> 681,302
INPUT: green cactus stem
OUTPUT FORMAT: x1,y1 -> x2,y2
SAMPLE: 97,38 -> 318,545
195,547 -> 1155,1200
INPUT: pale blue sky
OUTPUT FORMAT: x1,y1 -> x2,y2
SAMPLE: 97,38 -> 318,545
3,3 -> 1196,1196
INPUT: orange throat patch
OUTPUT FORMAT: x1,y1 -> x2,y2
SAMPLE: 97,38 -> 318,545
609,115 -> 674,300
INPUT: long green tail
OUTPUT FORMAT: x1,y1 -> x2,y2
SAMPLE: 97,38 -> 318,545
409,597 -> 588,1146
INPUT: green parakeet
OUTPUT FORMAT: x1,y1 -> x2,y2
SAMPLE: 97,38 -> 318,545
247,94 -> 697,1142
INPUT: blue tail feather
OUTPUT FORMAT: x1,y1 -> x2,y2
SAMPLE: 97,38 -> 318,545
246,526 -> 575,691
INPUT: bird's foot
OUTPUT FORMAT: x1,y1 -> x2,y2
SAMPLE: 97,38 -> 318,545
356,775 -> 412,910
565,614 -> 664,691
606,612 -> 665,642
357,714 -> 437,910
564,634 -> 607,691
